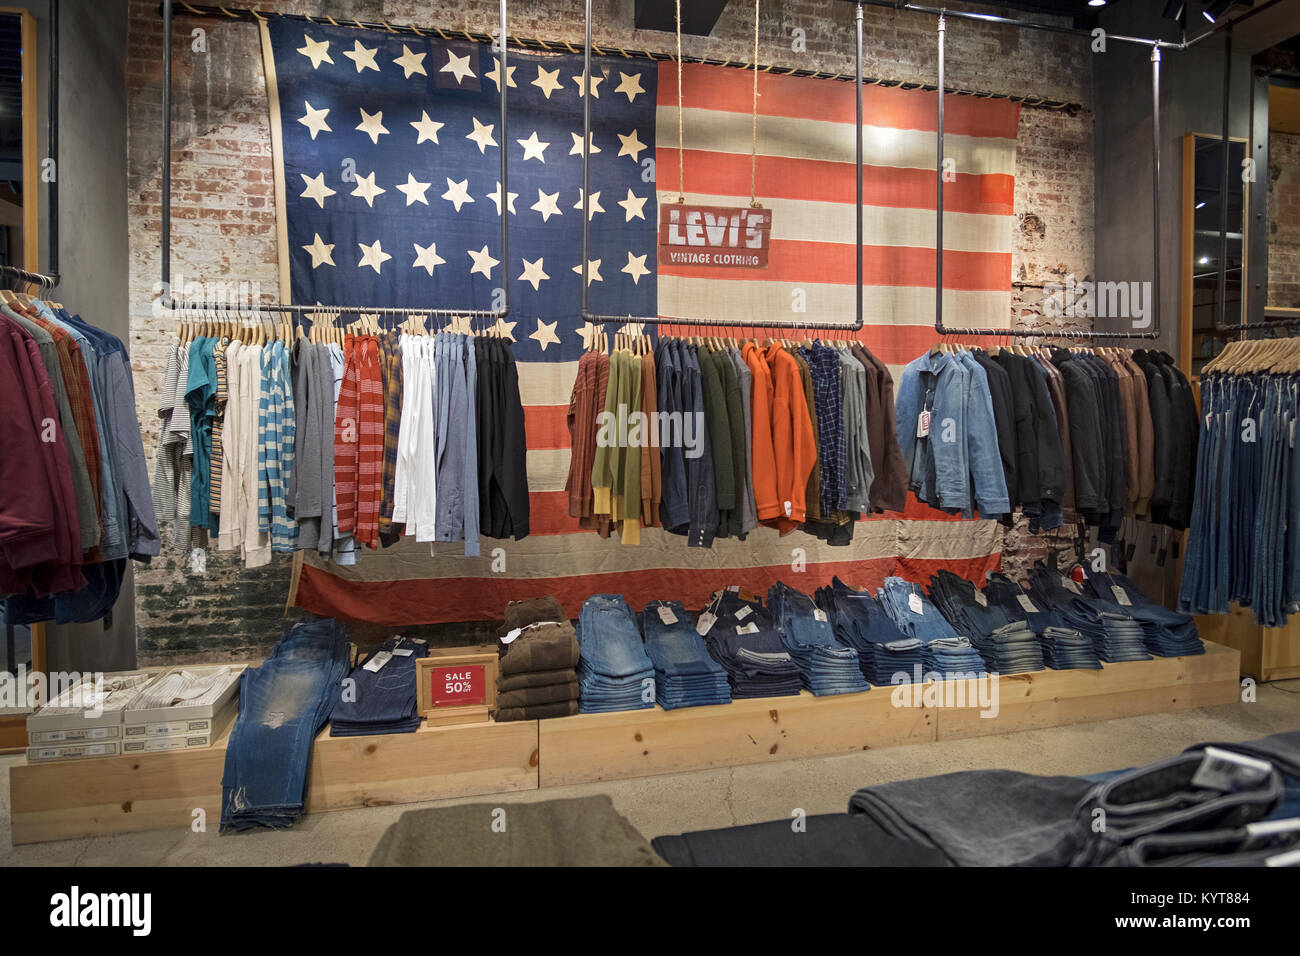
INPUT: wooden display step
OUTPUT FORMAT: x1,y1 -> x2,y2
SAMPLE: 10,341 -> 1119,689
7,642 -> 1241,845
10,718 -> 539,845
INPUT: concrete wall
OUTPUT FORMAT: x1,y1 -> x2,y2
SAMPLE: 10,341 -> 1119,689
124,0 -> 1100,663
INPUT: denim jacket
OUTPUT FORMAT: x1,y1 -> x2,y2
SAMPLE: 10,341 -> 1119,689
895,350 -> 1009,519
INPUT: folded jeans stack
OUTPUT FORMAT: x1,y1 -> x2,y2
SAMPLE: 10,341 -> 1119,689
701,589 -> 803,698
1087,571 -> 1205,657
878,577 -> 984,677
928,570 -> 1044,674
768,582 -> 868,695
329,635 -> 428,736
496,596 -> 581,721
576,594 -> 656,713
922,636 -> 988,677
642,600 -> 731,709
1039,626 -> 1103,670
818,578 -> 925,685
220,619 -> 351,832
1024,564 -> 1150,663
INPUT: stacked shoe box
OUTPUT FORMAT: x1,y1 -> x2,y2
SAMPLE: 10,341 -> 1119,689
122,664 -> 244,753
25,671 -> 159,762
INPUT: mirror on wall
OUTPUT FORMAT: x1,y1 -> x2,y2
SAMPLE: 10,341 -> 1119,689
1183,134 -> 1248,378
1266,80 -> 1300,317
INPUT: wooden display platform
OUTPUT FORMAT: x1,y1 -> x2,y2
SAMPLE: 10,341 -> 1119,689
8,642 -> 1241,845
9,718 -> 539,845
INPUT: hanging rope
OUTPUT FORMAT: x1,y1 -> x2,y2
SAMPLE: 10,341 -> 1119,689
675,0 -> 685,203
750,0 -> 761,207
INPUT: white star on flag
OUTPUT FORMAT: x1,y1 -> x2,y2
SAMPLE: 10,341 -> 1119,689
356,108 -> 389,144
468,245 -> 500,279
297,35 -> 333,69
518,257 -> 550,291
441,177 -> 475,212
572,259 -> 603,284
441,50 -> 476,85
573,321 -> 600,348
343,40 -> 380,73
357,239 -> 392,274
446,315 -> 474,335
517,130 -> 550,163
613,71 -> 645,102
531,189 -> 562,222
569,131 -> 600,156
350,171 -> 386,207
530,318 -> 561,351
574,189 -> 604,219
486,60 -> 518,91
466,116 -> 498,153
572,71 -> 603,98
531,66 -> 563,99
299,171 -> 336,208
298,101 -> 331,139
621,251 -> 651,285
392,44 -> 427,78
618,321 -> 647,338
490,318 -> 518,341
617,188 -> 648,221
617,129 -> 647,161
410,111 -> 444,144
396,173 -> 433,206
487,181 -> 519,215
412,242 -> 446,276
302,233 -> 335,268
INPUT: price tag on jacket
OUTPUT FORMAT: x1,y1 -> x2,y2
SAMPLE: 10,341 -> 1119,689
364,651 -> 393,672
656,605 -> 679,625
696,611 -> 717,636
813,609 -> 828,622
1015,594 -> 1038,614
1111,585 -> 1133,607
908,593 -> 923,614
735,605 -> 752,621
916,410 -> 931,438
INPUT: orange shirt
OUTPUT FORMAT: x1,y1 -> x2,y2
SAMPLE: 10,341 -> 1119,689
762,343 -> 818,533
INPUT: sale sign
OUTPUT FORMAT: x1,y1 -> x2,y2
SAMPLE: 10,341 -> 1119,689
430,664 -> 486,707
658,203 -> 772,269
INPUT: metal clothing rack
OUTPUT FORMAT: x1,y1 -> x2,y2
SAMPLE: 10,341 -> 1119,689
578,0 -> 867,333
158,0 -> 511,324
159,1 -> 1085,113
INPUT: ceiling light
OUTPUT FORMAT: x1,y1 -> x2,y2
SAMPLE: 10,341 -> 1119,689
1088,0 -> 1106,6
1196,201 -> 1207,209
1199,256 -> 1210,264
1202,0 -> 1231,22
1162,0 -> 1184,19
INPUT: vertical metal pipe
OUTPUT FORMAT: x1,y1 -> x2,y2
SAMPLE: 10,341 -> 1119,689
1151,44 -> 1161,337
856,3 -> 863,330
581,0 -> 592,318
498,0 -> 509,318
1218,27 -> 1231,333
935,12 -> 945,332
162,0 -> 173,297
48,0 -> 59,279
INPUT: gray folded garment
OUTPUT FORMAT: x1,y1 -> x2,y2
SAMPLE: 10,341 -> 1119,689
493,699 -> 579,722
498,621 -> 580,676
498,667 -> 577,692
848,770 -> 1093,867
497,681 -> 580,709
369,794 -> 666,866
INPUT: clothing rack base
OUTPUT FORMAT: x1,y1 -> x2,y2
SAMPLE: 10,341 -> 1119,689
8,642 -> 1238,845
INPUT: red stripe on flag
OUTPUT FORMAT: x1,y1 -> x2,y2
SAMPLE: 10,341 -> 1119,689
295,552 -> 1003,626
651,324 -> 1006,365
658,61 -> 1021,139
655,149 -> 1015,215
524,404 -> 568,450
658,238 -> 1011,290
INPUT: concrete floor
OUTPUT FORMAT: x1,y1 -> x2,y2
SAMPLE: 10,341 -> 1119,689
3,680 -> 1298,866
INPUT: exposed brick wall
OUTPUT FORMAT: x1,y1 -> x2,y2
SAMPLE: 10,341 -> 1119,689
1268,130 -> 1300,310
126,0 -> 1093,663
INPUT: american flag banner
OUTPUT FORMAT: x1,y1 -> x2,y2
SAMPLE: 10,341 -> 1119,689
259,21 -> 1018,626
